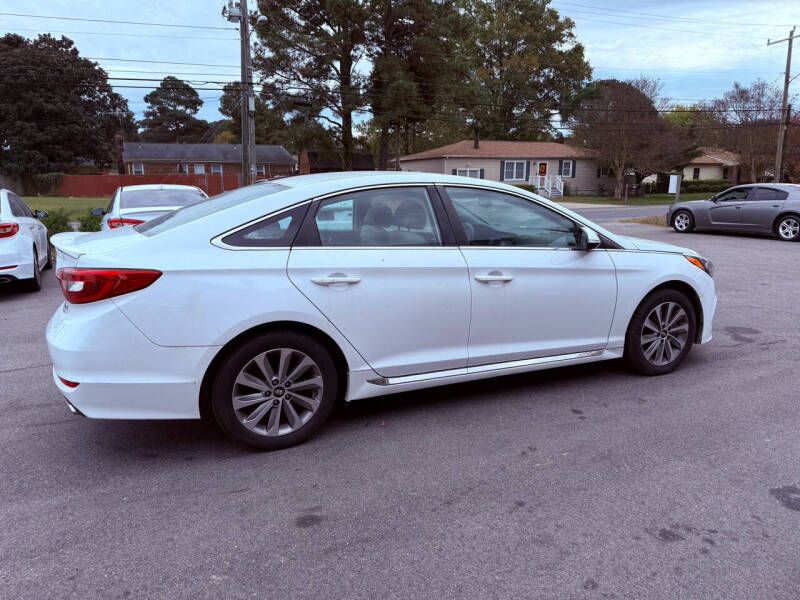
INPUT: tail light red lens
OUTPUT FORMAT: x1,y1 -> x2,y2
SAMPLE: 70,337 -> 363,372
58,375 -> 80,388
0,223 -> 19,238
55,268 -> 162,304
107,218 -> 145,229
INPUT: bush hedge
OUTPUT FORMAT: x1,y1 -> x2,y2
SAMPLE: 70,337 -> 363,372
23,172 -> 62,196
78,210 -> 103,232
680,178 -> 730,194
40,208 -> 72,239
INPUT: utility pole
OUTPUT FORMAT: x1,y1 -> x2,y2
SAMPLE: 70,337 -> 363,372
226,0 -> 256,186
768,27 -> 797,183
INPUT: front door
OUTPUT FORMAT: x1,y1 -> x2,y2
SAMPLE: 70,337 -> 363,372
288,185 -> 470,378
740,186 -> 787,232
708,186 -> 751,228
441,185 -> 617,366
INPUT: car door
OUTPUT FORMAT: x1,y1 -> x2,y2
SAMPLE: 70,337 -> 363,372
707,186 -> 751,228
8,194 -> 42,262
740,186 -> 787,232
16,195 -> 47,260
440,185 -> 617,367
287,185 -> 471,378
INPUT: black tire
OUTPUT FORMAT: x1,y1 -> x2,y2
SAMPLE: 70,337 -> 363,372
672,210 -> 694,233
774,214 -> 800,242
624,289 -> 697,376
211,331 -> 338,450
43,242 -> 52,270
23,246 -> 42,292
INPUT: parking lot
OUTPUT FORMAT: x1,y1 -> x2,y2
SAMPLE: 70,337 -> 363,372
1,222 -> 798,599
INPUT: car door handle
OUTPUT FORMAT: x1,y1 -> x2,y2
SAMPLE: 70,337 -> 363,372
311,276 -> 361,286
474,274 -> 514,283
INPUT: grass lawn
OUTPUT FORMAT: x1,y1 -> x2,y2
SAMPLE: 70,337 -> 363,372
558,192 -> 710,206
618,214 -> 668,226
23,197 -> 105,220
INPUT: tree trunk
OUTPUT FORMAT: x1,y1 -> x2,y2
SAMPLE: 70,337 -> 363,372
378,122 -> 390,170
403,121 -> 410,155
340,49 -> 354,170
614,168 -> 625,200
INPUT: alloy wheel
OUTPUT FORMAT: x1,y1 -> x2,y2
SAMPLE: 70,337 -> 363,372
231,348 -> 324,437
673,213 -> 691,231
640,302 -> 690,366
778,217 -> 799,240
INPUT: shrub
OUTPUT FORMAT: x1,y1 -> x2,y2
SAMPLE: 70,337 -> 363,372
512,184 -> 538,193
79,210 -> 103,232
23,172 -> 63,196
680,178 -> 730,194
40,208 -> 72,239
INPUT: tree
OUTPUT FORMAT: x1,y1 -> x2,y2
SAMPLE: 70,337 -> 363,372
0,34 -> 133,177
708,80 -> 784,182
254,0 -> 370,169
460,0 -> 592,141
567,78 -> 694,199
139,76 -> 209,142
663,103 -> 721,147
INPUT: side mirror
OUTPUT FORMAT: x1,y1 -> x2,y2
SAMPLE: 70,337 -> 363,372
90,207 -> 105,216
577,226 -> 601,250
34,210 -> 48,219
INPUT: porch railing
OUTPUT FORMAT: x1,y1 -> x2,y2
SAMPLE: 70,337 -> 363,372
529,174 -> 564,197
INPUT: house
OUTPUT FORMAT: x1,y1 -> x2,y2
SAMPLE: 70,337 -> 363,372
298,149 -> 375,174
121,142 -> 296,178
396,140 -> 614,196
682,147 -> 739,182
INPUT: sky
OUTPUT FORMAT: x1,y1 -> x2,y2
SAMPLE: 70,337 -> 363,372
3,0 -> 800,124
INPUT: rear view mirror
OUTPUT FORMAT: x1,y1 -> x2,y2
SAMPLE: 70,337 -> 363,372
34,210 -> 48,219
577,226 -> 601,250
90,207 -> 105,216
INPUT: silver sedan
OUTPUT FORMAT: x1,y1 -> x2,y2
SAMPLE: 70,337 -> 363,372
667,184 -> 800,242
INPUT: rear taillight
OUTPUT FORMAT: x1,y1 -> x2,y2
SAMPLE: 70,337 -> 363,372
0,223 -> 19,238
55,268 -> 162,304
58,375 -> 80,388
107,218 -> 145,229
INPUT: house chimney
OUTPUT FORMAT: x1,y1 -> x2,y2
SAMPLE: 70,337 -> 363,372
473,127 -> 479,149
115,133 -> 124,175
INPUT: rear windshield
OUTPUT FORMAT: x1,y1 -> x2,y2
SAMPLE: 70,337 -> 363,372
136,183 -> 289,236
120,188 -> 207,209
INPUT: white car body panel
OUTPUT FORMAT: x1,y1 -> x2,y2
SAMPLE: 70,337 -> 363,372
0,189 -> 48,282
46,172 -> 717,420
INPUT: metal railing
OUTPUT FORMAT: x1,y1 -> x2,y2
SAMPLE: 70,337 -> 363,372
530,174 -> 564,197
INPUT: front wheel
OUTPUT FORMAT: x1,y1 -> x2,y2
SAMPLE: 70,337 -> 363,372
775,215 -> 800,242
625,289 -> 697,375
672,210 -> 694,233
211,331 -> 338,450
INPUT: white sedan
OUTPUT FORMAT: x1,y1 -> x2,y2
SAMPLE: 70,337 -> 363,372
47,173 -> 716,449
96,184 -> 207,230
0,189 -> 50,291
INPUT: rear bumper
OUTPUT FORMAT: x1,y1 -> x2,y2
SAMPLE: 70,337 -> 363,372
46,300 -> 218,419
0,253 -> 33,282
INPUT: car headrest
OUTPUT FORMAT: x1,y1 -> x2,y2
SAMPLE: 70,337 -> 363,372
394,200 -> 427,230
363,203 -> 393,228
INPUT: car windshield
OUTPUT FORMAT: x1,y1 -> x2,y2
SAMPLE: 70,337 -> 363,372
120,188 -> 207,209
136,183 -> 289,236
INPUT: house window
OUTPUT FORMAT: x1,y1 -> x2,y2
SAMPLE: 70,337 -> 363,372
503,160 -> 526,181
561,160 -> 574,178
598,166 -> 611,178
456,168 -> 481,178
211,163 -> 223,174
177,163 -> 189,174
256,165 -> 267,176
693,167 -> 700,180
722,167 -> 729,180
193,163 -> 205,174
132,163 -> 144,175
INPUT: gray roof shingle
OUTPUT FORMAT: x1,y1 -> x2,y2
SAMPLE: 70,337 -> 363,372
122,142 -> 295,165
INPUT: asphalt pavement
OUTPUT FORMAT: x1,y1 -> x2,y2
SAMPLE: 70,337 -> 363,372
1,223 -> 799,599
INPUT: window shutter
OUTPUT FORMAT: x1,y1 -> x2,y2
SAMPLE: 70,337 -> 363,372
452,169 -> 457,175
525,161 -> 531,181
558,160 -> 563,176
597,166 -> 601,178
571,160 -> 576,178
499,160 -> 505,181
479,168 -> 485,179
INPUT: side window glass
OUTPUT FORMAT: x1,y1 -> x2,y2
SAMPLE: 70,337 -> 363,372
717,188 -> 749,201
8,194 -> 27,217
106,194 -> 116,214
446,187 -> 579,248
750,188 -> 787,201
315,187 -> 441,247
221,204 -> 308,247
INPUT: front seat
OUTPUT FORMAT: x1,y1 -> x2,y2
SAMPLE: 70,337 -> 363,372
360,202 -> 393,245
391,200 -> 430,245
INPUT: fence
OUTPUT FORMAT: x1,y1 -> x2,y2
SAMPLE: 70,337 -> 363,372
55,173 -> 267,197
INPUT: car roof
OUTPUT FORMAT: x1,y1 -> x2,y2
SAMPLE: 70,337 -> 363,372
118,184 -> 204,192
274,171 -> 521,193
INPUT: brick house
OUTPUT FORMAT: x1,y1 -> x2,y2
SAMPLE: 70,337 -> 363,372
396,140 -> 614,196
298,149 -> 375,174
121,142 -> 296,178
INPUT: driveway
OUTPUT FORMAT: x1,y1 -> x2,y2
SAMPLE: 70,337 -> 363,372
1,224 -> 798,599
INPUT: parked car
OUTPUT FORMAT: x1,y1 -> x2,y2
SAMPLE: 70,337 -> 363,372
0,189 -> 50,291
668,183 -> 800,241
95,184 -> 208,230
47,172 -> 716,450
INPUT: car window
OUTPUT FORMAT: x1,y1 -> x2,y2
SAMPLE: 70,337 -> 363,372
221,204 -> 308,247
446,186 -> 579,248
749,187 -> 789,201
137,183 -> 288,237
715,188 -> 750,202
120,188 -> 207,209
314,187 -> 442,247
8,193 -> 32,218
106,193 -> 116,214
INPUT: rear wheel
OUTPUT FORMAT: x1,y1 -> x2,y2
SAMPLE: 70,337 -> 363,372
23,246 -> 41,292
211,331 -> 338,450
775,215 -> 800,241
672,210 -> 694,233
625,289 -> 697,375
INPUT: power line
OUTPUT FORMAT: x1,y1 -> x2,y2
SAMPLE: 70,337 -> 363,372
0,12 -> 236,31
1,27 -> 237,41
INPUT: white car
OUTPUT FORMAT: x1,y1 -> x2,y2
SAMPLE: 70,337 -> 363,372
47,172 -> 716,450
96,184 -> 207,230
0,189 -> 50,291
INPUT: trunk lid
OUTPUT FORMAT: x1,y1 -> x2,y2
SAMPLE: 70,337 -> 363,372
51,228 -> 144,269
